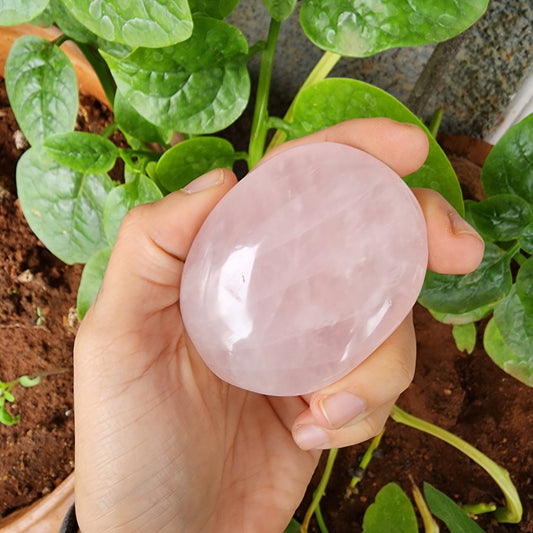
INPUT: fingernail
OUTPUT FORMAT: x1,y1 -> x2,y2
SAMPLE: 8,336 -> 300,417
448,211 -> 483,240
182,168 -> 224,194
319,392 -> 367,429
293,424 -> 329,450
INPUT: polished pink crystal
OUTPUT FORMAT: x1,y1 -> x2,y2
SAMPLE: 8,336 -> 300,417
180,142 -> 428,396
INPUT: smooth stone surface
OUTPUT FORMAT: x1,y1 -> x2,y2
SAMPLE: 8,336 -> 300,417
180,142 -> 428,396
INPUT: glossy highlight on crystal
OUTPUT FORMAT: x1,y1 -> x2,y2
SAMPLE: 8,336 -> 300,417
180,142 -> 428,396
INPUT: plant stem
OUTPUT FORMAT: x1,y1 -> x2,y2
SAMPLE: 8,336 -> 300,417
349,429 -> 384,489
462,502 -> 497,515
267,51 -> 341,152
301,448 -> 339,532
428,107 -> 444,138
101,123 -> 118,139
314,504 -> 329,533
390,406 -> 523,523
52,34 -> 69,48
248,18 -> 281,168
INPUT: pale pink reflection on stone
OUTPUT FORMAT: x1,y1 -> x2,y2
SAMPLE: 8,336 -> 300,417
180,142 -> 428,396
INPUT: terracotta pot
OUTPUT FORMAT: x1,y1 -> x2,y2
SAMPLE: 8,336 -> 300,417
0,24 -> 107,104
0,474 -> 74,533
0,23 -> 108,531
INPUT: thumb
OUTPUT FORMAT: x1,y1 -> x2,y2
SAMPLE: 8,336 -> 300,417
87,168 -> 237,323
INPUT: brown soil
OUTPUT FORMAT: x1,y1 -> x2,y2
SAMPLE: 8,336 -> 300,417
297,305 -> 533,532
0,78 -> 115,517
1,76 -> 532,531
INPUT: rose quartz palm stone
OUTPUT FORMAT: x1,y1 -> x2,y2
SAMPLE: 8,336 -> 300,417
180,142 -> 428,396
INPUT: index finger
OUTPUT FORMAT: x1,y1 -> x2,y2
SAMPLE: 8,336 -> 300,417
264,118 -> 430,177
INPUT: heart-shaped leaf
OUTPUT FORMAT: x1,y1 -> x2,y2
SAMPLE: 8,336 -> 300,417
300,0 -> 489,57
102,17 -> 250,135
114,91 -> 173,146
482,114 -> 533,205
5,35 -> 78,146
43,132 -> 119,174
288,78 -> 463,213
494,287 -> 533,364
362,483 -> 417,533
419,242 -> 512,314
484,316 -> 533,387
0,0 -> 49,25
16,147 -> 113,265
468,194 -> 532,242
61,0 -> 193,48
156,137 -> 235,191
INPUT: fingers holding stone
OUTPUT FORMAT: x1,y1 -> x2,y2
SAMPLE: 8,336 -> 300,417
265,118 -> 430,177
86,168 -> 238,322
413,188 -> 485,275
292,315 -> 416,450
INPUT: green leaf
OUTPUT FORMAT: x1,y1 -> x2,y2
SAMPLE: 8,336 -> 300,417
0,0 -> 49,25
61,0 -> 193,48
103,175 -> 163,246
493,287 -> 533,365
156,137 -> 235,191
0,405 -> 20,426
430,304 -> 494,325
299,0 -> 488,57
18,375 -> 41,388
50,0 -> 98,43
43,132 -> 119,174
114,91 -> 172,146
516,257 -> 533,317
77,247 -> 112,320
519,222 -> 533,254
188,0 -> 241,18
262,0 -> 298,21
16,147 -> 113,265
3,391 -> 15,402
288,78 -> 463,213
283,519 -> 302,533
5,35 -> 78,146
484,317 -> 533,387
482,114 -> 533,205
468,194 -> 532,242
424,483 -> 485,533
102,17 -> 250,135
362,483 -> 418,533
30,3 -> 54,27
453,323 -> 477,354
419,243 -> 513,314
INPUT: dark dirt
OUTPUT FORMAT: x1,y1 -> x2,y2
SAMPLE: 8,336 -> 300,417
1,77 -> 532,531
0,78 -> 114,517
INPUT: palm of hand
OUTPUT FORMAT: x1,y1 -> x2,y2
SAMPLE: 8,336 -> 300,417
76,296 -> 318,533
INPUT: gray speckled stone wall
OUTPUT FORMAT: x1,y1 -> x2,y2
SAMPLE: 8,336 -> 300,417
228,0 -> 532,139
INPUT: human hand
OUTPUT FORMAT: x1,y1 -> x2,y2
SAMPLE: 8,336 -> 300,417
74,118 -> 484,532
